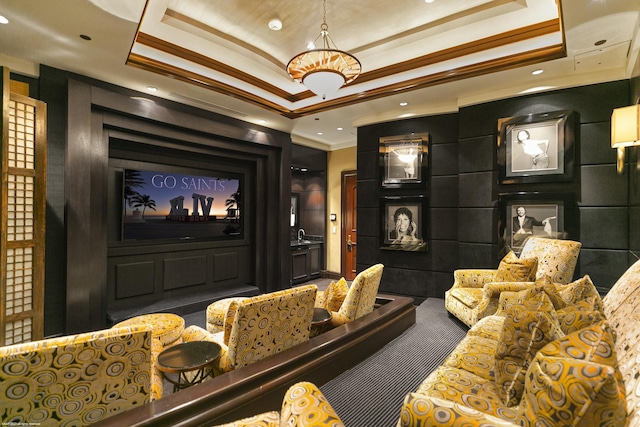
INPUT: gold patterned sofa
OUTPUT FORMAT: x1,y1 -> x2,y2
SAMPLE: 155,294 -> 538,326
211,381 -> 344,427
0,324 -> 153,425
397,258 -> 640,427
445,237 -> 582,327
183,284 -> 317,374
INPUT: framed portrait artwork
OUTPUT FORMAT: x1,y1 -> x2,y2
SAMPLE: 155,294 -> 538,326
498,192 -> 577,257
380,196 -> 428,252
497,110 -> 576,184
379,133 -> 429,188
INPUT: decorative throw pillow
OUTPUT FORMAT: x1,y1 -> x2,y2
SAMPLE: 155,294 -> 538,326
323,277 -> 349,312
532,275 -> 566,309
556,301 -> 606,335
557,274 -> 604,312
519,322 -> 627,426
497,285 -> 554,315
494,251 -> 538,282
495,292 -> 564,406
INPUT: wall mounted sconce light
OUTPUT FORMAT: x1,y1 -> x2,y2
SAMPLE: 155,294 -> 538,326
611,104 -> 640,174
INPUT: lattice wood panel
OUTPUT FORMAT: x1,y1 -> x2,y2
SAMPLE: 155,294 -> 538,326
1,68 -> 46,345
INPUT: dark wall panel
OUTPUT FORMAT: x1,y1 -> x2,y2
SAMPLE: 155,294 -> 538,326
431,176 -> 458,207
358,80 -> 634,298
459,136 -> 494,173
213,252 -> 239,282
357,113 -> 459,300
580,165 -> 629,206
115,261 -> 155,299
458,172 -> 494,208
579,208 -> 628,249
458,208 -> 495,243
164,256 -> 208,290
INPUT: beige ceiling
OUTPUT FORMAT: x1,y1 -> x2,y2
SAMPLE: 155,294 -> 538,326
1,0 -> 639,150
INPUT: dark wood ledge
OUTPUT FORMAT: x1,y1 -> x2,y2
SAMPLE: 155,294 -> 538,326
95,294 -> 416,427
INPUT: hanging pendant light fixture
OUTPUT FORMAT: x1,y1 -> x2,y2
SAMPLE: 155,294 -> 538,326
286,0 -> 361,100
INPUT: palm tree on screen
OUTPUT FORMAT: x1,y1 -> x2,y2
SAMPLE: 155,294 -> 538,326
130,194 -> 157,218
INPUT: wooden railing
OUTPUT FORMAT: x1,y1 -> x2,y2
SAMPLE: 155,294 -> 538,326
94,294 -> 416,426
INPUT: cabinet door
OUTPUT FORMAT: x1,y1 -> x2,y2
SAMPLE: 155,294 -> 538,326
308,245 -> 322,278
291,248 -> 309,283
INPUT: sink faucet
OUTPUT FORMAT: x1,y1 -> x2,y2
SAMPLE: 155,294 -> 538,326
298,228 -> 305,241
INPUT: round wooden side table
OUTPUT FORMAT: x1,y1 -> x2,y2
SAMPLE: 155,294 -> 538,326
156,341 -> 221,392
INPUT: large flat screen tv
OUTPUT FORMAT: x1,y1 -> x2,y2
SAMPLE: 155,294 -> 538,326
122,168 -> 242,241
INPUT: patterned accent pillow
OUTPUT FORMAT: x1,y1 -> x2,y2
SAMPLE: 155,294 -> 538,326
519,322 -> 627,426
556,300 -> 606,335
497,285 -> 554,315
557,274 -> 604,312
324,277 -> 349,312
495,290 -> 564,406
494,251 -> 538,282
532,275 -> 566,309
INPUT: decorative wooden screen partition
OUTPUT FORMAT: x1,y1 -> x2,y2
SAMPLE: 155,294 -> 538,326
0,67 -> 46,345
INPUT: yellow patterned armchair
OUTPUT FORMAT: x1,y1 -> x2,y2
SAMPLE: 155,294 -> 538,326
0,325 -> 153,425
327,263 -> 384,328
445,237 -> 581,327
183,284 -> 317,374
212,382 -> 344,427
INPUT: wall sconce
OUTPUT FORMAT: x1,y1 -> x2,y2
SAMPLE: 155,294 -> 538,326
611,104 -> 640,174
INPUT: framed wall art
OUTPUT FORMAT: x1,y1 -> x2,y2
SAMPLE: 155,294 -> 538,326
380,196 -> 428,252
498,192 -> 577,257
497,110 -> 576,184
379,133 -> 429,188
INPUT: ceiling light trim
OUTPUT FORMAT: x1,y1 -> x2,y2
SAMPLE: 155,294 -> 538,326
128,41 -> 565,120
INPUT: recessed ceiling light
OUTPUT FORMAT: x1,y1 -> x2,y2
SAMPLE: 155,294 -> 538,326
147,86 -> 158,92
268,19 -> 282,31
258,119 -> 266,124
336,127 -> 343,131
0,15 -> 9,24
400,102 -> 408,106
425,0 -> 434,3
317,132 -> 323,135
531,69 -> 544,75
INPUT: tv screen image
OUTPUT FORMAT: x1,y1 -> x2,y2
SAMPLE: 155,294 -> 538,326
122,168 -> 242,241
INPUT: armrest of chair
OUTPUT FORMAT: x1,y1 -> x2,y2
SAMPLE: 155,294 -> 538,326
397,394 -> 518,427
280,382 -> 345,426
482,281 -> 534,298
472,281 -> 534,320
451,269 -> 498,290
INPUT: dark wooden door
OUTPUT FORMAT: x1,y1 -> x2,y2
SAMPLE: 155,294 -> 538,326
342,171 -> 357,280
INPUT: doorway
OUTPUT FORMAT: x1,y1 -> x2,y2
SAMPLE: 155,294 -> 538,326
341,171 -> 357,280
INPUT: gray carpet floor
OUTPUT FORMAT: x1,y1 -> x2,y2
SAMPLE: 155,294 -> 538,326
319,298 -> 468,427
